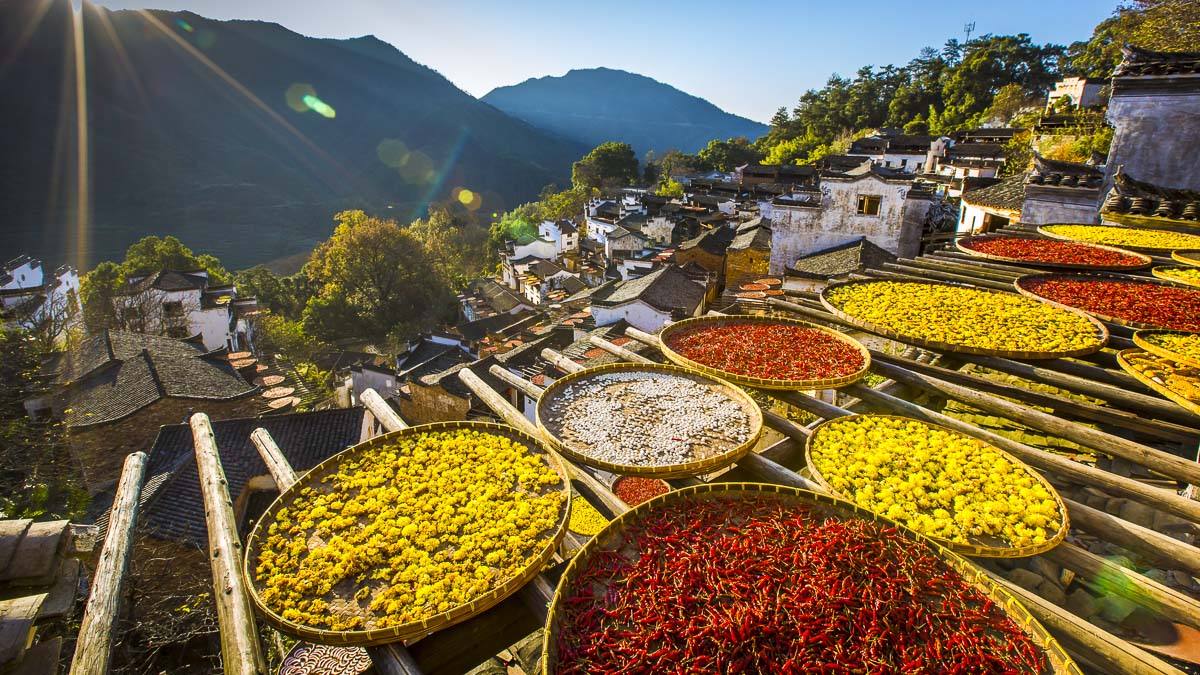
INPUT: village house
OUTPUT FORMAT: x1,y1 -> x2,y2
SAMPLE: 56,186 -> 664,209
538,219 -> 579,255
763,168 -> 934,274
1105,46 -> 1200,193
460,278 -> 533,321
958,173 -> 1026,234
724,218 -> 773,289
785,237 -> 898,293
0,255 -> 80,344
1101,168 -> 1200,229
115,270 -> 257,351
847,132 -> 935,173
1047,76 -> 1105,110
929,142 -> 1007,180
39,330 -> 258,493
520,260 -> 584,305
605,226 -> 650,260
1022,154 -> 1105,225
589,264 -> 706,332
735,163 -> 818,188
672,224 -> 736,278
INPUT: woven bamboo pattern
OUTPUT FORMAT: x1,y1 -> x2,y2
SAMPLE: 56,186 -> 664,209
1117,349 -> 1200,417
535,362 -> 763,479
819,279 -> 1108,360
242,420 -> 571,646
955,235 -> 1152,271
804,414 -> 1069,558
1172,250 -> 1200,267
1133,330 -> 1200,369
541,483 -> 1080,675
1014,272 -> 1192,331
657,314 -> 871,390
1151,265 -> 1200,289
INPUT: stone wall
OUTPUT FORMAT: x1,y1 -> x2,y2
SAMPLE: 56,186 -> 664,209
1106,91 -> 1200,192
724,248 -> 771,289
398,383 -> 470,424
1021,187 -> 1101,225
69,395 -> 259,494
672,248 -> 725,276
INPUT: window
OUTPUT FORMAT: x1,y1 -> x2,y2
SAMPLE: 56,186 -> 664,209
163,300 -> 184,317
856,195 -> 882,216
900,159 -> 908,168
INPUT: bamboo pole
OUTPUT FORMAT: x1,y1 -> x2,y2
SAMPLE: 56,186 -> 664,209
190,413 -> 267,675
488,364 -> 543,399
541,348 -> 583,375
70,452 -> 148,675
984,571 -> 1185,675
587,335 -> 653,365
902,256 -> 1022,281
871,360 -> 1200,487
1063,498 -> 1200,577
1042,542 -> 1200,632
845,384 -> 1200,524
249,429 -> 299,490
361,388 -> 408,432
882,261 -> 1015,291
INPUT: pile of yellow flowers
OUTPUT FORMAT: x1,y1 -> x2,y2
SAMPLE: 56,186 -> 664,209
825,281 -> 1102,354
1155,266 -> 1200,288
253,429 -> 565,632
1043,224 -> 1200,251
568,496 -> 608,536
809,416 -> 1062,549
1143,332 -> 1200,365
1123,350 -> 1200,405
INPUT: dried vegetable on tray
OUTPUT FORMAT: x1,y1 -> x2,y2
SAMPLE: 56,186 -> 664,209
1017,274 -> 1200,331
1118,349 -> 1200,415
958,235 -> 1149,269
1039,224 -> 1200,252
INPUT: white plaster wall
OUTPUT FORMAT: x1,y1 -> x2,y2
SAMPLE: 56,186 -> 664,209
1106,91 -> 1200,192
351,369 -> 398,401
1,261 -> 42,291
591,301 -> 671,333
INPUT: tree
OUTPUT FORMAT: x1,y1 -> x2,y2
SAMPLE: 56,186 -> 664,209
656,178 -> 684,198
982,83 -> 1044,126
1067,1 -> 1200,79
697,137 -> 763,172
571,142 -> 639,190
407,205 -> 488,291
120,235 -> 228,283
302,210 -> 454,347
487,185 -> 595,259
233,267 -> 312,321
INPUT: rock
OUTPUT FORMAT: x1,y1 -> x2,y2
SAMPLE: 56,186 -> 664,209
1169,570 -> 1199,591
1030,558 -> 1060,585
1144,568 -> 1170,585
1008,568 -> 1044,593
1153,510 -> 1198,536
1098,595 -> 1138,624
1105,553 -> 1135,570
1066,589 -> 1099,619
513,631 -> 543,673
993,557 -> 1017,571
1059,568 -> 1076,588
1104,498 -> 1126,516
1118,500 -> 1156,528
1085,493 -> 1108,510
1037,580 -> 1067,606
1109,458 -> 1134,477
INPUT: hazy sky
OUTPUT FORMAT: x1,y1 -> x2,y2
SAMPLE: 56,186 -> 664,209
93,0 -> 1117,122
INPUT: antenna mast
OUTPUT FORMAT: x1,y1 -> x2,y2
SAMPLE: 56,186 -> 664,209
964,21 -> 976,43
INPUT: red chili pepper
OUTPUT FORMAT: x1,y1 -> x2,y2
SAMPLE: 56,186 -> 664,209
612,477 -> 670,506
1020,275 -> 1200,330
665,321 -> 864,381
964,236 -> 1146,267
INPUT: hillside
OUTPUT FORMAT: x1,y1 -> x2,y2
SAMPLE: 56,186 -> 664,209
482,68 -> 767,156
0,0 -> 586,269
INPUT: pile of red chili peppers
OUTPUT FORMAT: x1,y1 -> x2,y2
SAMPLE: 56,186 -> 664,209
1019,276 -> 1200,331
963,236 -> 1145,268
553,496 -> 1048,674
665,321 -> 864,381
612,477 -> 670,506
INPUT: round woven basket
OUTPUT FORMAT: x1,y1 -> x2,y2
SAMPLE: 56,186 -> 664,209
1037,224 -> 1200,253
1133,330 -> 1200,369
1151,265 -> 1200,289
242,420 -> 571,646
955,234 -> 1152,271
657,314 -> 871,390
535,362 -> 763,479
819,278 -> 1108,360
1116,349 -> 1200,416
541,483 -> 1080,675
804,414 -> 1069,558
1172,250 -> 1200,267
1015,272 -> 1199,331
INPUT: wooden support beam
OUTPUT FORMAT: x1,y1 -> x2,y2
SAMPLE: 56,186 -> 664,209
587,335 -> 654,365
984,570 -> 1185,675
1043,542 -> 1200,632
1064,498 -> 1200,578
845,384 -> 1200,524
361,388 -> 408,433
870,360 -> 1200,487
249,429 -> 299,491
541,348 -> 583,375
905,256 -> 1022,280
190,413 -> 267,675
70,452 -> 147,675
488,365 -> 543,399
882,261 -> 1015,291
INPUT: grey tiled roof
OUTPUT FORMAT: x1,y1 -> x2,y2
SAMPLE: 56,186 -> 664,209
1026,154 -> 1103,190
962,173 -> 1027,212
787,237 -> 897,279
591,265 -> 704,314
1114,45 -> 1200,78
1102,168 -> 1200,222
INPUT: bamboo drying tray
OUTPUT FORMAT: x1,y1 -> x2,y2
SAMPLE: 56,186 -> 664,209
1134,330 -> 1200,369
242,420 -> 571,646
1015,272 -> 1198,331
1116,349 -> 1200,417
541,482 -> 1080,675
820,278 -> 1108,359
535,362 -> 763,479
804,414 -> 1069,558
955,234 -> 1152,271
1151,265 -> 1200,289
1172,250 -> 1200,267
657,314 -> 871,390
1037,224 -> 1200,253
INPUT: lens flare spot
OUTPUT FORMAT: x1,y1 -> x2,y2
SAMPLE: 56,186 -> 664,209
399,151 -> 433,183
376,139 -> 409,168
456,188 -> 474,206
195,29 -> 217,49
176,19 -> 194,32
285,83 -> 316,112
454,188 -> 482,211
301,94 -> 336,119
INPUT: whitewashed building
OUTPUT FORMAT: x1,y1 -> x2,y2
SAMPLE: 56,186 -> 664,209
538,219 -> 579,255
1047,77 -> 1104,110
117,270 -> 255,351
589,265 -> 705,333
0,256 -> 81,344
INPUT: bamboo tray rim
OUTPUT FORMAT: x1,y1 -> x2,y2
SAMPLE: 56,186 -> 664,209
656,313 -> 872,390
1151,265 -> 1200,289
1037,224 -> 1200,253
955,234 -> 1153,271
242,420 -> 571,646
540,482 -> 1080,675
1116,349 -> 1200,417
819,278 -> 1108,360
535,362 -> 764,479
1172,250 -> 1200,267
1014,272 -> 1200,331
803,414 -> 1069,558
1133,330 -> 1200,369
